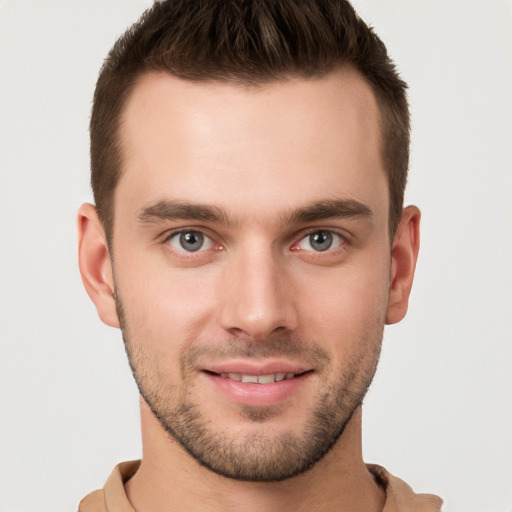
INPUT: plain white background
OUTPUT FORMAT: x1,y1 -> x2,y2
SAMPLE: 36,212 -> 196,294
0,1 -> 511,511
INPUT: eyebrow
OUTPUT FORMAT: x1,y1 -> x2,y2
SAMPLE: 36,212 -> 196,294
281,199 -> 373,225
137,198 -> 372,227
137,200 -> 232,225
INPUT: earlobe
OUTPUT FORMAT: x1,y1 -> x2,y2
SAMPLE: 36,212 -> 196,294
386,205 -> 421,325
77,203 -> 120,328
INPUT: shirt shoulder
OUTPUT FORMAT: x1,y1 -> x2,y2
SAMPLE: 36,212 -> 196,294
78,461 -> 140,512
367,464 -> 443,512
79,489 -> 108,512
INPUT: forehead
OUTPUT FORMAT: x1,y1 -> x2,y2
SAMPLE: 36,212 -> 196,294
116,68 -> 387,225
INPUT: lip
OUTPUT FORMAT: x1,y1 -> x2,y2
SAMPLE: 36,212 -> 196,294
200,360 -> 314,407
204,360 -> 311,376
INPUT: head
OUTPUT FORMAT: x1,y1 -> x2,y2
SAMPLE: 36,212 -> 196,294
79,0 -> 420,483
90,0 -> 410,241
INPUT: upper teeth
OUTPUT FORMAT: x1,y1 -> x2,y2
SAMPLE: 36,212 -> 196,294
220,372 -> 296,383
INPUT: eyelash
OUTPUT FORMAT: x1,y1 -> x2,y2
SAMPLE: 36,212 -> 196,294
161,227 -> 348,257
162,228 -> 220,256
291,229 -> 346,253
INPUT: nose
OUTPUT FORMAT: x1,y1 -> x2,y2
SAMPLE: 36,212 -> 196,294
219,244 -> 298,340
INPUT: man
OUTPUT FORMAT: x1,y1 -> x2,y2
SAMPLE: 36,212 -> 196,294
77,0 -> 442,510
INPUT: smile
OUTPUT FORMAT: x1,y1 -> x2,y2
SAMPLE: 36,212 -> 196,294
216,372 -> 299,383
202,367 -> 312,407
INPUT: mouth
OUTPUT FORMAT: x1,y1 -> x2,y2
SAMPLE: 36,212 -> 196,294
200,365 -> 314,407
204,370 -> 308,384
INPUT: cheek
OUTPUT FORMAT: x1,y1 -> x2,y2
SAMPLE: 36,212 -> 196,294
295,260 -> 390,343
114,255 -> 222,347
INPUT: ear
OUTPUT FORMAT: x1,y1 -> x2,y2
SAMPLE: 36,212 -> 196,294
386,205 -> 421,325
77,203 -> 120,328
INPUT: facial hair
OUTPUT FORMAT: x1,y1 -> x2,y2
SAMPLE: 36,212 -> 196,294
116,294 -> 383,482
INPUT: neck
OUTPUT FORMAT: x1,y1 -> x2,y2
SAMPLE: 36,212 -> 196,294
125,399 -> 384,512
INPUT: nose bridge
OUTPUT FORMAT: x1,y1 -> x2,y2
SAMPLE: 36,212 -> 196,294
219,239 -> 297,339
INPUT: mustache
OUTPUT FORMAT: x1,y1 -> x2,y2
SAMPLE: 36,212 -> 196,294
180,336 -> 331,373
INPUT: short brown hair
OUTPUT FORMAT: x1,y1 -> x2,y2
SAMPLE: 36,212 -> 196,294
90,0 -> 409,238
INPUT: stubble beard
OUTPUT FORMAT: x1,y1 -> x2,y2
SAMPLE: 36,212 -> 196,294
116,296 -> 383,482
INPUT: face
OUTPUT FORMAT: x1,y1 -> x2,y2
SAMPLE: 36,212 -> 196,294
104,69 -> 396,481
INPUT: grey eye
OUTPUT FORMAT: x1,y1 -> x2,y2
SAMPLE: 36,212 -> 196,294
180,231 -> 204,251
309,231 -> 333,251
168,231 -> 213,252
296,230 -> 344,252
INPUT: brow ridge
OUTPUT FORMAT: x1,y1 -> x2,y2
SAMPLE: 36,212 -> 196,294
137,200 -> 231,225
282,199 -> 373,225
137,198 -> 372,227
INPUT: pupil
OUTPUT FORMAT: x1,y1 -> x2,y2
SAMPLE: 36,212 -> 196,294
180,232 -> 203,251
310,231 -> 332,251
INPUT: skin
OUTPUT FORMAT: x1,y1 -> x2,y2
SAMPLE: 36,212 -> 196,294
78,67 -> 420,512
